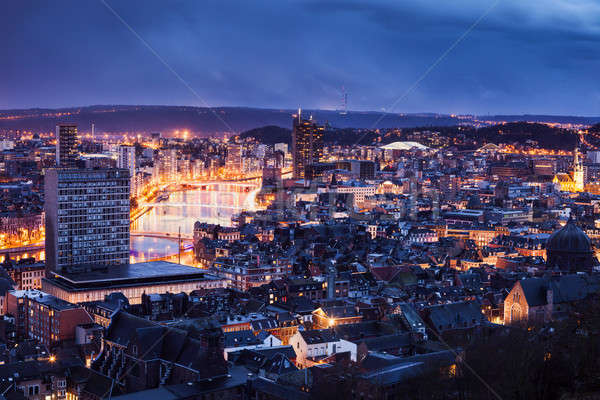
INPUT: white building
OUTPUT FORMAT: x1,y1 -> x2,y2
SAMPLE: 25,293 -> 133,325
332,182 -> 377,207
223,329 -> 285,360
289,329 -> 356,367
274,143 -> 288,154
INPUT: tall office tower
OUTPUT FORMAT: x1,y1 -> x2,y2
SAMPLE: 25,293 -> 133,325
226,143 -> 243,172
56,124 -> 78,167
44,168 -> 131,275
292,111 -> 324,179
118,145 -> 136,196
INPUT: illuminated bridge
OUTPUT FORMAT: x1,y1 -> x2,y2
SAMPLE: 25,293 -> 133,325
130,232 -> 194,241
180,181 -> 260,192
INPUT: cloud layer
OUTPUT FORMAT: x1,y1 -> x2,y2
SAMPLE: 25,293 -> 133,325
1,0 -> 600,115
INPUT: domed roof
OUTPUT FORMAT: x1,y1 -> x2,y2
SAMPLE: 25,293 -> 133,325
546,219 -> 592,254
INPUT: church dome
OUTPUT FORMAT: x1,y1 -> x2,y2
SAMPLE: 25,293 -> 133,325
546,219 -> 598,272
546,219 -> 592,254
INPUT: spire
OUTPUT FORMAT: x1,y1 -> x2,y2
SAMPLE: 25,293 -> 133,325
573,140 -> 585,191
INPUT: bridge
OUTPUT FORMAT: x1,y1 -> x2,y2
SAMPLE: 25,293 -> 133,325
130,231 -> 194,241
137,202 -> 250,209
0,243 -> 45,254
138,180 -> 261,210
178,181 -> 260,192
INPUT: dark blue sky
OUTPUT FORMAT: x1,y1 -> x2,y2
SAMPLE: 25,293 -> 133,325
2,0 -> 600,115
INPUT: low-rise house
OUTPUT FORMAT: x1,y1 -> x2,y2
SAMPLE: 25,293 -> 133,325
289,329 -> 356,367
356,333 -> 414,361
422,301 -> 487,339
389,303 -> 428,340
0,360 -> 68,400
256,331 -> 283,347
312,306 -> 363,329
223,330 -> 262,360
92,311 -> 228,393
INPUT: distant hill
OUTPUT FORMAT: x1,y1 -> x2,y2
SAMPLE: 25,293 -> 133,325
240,125 -> 378,146
477,115 -> 600,125
590,123 -> 600,133
0,105 -> 598,137
0,105 -> 462,136
240,125 -> 291,144
243,121 -> 579,150
474,122 -> 576,148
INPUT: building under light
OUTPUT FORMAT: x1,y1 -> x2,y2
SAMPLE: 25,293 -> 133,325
55,124 -> 78,168
292,111 -> 324,179
117,145 -> 137,196
44,168 -> 130,275
42,260 -> 227,304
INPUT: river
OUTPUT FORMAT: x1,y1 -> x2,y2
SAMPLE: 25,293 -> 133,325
130,187 -> 257,262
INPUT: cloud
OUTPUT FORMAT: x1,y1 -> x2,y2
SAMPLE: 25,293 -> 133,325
0,0 -> 599,115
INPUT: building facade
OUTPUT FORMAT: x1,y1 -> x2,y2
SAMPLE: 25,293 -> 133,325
56,124 -> 78,168
44,168 -> 130,275
292,113 -> 324,179
5,289 -> 93,345
117,145 -> 136,197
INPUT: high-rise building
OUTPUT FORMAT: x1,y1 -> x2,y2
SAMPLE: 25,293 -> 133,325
117,145 -> 136,173
118,145 -> 136,196
44,168 -> 130,275
56,124 -> 78,167
166,148 -> 178,182
153,149 -> 178,183
226,143 -> 243,172
292,111 -> 324,179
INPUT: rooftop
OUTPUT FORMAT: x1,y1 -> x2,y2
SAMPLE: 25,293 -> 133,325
9,290 -> 78,311
45,261 -> 222,291
380,141 -> 429,151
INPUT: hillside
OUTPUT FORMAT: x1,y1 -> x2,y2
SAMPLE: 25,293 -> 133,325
1,105 -> 597,139
240,126 -> 291,144
0,105 -> 461,136
242,121 -> 578,150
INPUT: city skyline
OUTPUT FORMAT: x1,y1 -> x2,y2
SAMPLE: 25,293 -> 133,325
2,2 -> 600,399
2,1 -> 600,115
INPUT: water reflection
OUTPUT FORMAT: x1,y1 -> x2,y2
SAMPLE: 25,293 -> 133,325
130,237 -> 177,260
130,189 -> 253,260
132,189 -> 251,234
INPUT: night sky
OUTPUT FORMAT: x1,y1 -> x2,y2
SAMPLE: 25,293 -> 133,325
2,1 -> 600,115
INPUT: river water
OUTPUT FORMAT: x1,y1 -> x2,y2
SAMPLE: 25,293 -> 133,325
130,188 -> 256,261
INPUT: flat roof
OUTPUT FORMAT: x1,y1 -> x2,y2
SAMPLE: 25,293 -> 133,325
9,289 -> 78,310
55,261 -> 206,284
45,261 -> 223,292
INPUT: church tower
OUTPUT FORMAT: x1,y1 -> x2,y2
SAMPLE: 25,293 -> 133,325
573,141 -> 585,192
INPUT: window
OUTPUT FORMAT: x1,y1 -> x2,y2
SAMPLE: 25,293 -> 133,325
510,304 -> 521,323
28,385 -> 40,396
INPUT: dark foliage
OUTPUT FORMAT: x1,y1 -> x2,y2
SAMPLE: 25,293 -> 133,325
242,121 -> 578,150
